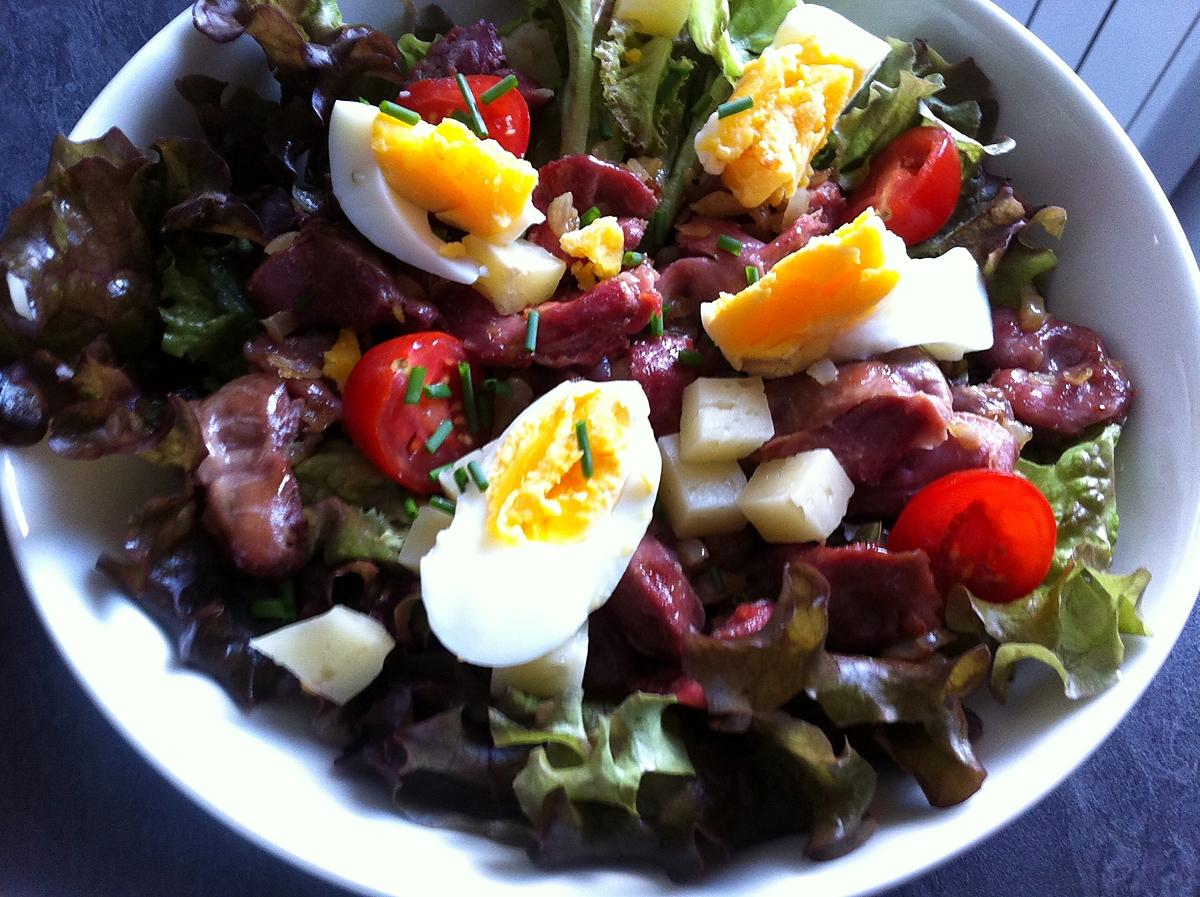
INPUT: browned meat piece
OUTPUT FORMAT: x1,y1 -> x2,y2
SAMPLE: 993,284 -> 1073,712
532,154 -> 659,219
625,330 -> 698,436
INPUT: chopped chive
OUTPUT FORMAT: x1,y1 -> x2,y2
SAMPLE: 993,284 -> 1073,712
467,460 -> 489,491
678,349 -> 703,367
580,206 -> 601,227
404,366 -> 427,404
429,495 -> 456,515
575,419 -> 594,478
449,109 -> 473,128
745,265 -> 760,285
357,97 -> 372,105
483,377 -> 512,397
403,496 -> 419,521
717,96 -> 754,119
380,100 -> 420,125
424,382 -> 452,399
458,361 -> 479,433
453,466 -> 470,492
480,74 -> 519,104
716,234 -> 743,255
648,311 -> 664,337
251,598 -> 296,621
524,310 -> 540,353
623,250 -> 645,267
455,72 -> 489,138
428,462 -> 453,482
425,418 -> 454,453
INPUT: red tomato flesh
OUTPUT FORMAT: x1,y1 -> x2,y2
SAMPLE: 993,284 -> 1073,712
843,125 -> 963,245
888,469 -> 1057,604
396,74 -> 531,157
342,332 -> 478,494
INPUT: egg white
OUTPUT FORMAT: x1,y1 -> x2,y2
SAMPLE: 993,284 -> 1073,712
328,100 -> 482,285
420,380 -> 661,668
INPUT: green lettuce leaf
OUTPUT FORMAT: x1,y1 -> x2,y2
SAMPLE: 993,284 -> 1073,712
690,0 -> 798,83
556,0 -> 598,155
961,426 -> 1151,700
987,205 -> 1067,308
158,241 -> 260,375
318,503 -> 406,565
498,691 -> 693,822
910,175 -> 1026,262
295,438 -> 416,525
595,20 -> 695,157
396,32 -> 433,69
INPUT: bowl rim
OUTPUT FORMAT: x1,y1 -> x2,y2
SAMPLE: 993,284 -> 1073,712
5,1 -> 1200,895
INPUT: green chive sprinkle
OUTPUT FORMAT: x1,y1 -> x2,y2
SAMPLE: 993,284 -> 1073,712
430,495 -> 456,515
454,466 -> 470,492
380,100 -> 420,125
575,419 -> 594,479
480,74 -> 519,104
455,72 -> 489,138
404,366 -> 426,404
717,96 -> 754,119
425,418 -> 454,453
458,361 -> 479,433
403,496 -> 419,521
425,382 -> 452,399
623,250 -> 645,267
678,349 -> 703,367
484,377 -> 512,397
716,234 -> 743,255
745,265 -> 760,285
251,598 -> 295,621
648,311 -> 664,337
524,310 -> 540,353
580,206 -> 601,227
650,207 -> 668,246
467,460 -> 489,491
450,109 -> 473,128
357,97 -> 372,105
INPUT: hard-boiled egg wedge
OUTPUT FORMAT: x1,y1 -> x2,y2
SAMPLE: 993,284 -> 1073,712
329,100 -> 545,285
694,3 -> 890,208
560,215 -> 625,289
701,209 -> 902,377
826,244 -> 994,363
421,380 -> 660,668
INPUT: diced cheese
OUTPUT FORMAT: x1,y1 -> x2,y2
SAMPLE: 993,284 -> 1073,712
398,505 -> 454,572
614,0 -> 690,38
658,434 -> 747,538
249,605 -> 394,705
679,376 -> 775,462
460,236 -> 566,315
737,449 -> 853,543
491,623 -> 589,698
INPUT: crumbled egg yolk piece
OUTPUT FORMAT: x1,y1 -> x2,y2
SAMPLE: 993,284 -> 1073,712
559,216 -> 625,289
321,328 -> 361,391
701,210 -> 902,377
372,113 -> 538,241
695,43 -> 856,208
487,386 -> 632,544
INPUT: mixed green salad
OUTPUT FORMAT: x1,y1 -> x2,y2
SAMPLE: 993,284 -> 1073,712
0,0 -> 1150,878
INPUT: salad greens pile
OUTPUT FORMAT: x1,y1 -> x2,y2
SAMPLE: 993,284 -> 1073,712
0,0 -> 1150,879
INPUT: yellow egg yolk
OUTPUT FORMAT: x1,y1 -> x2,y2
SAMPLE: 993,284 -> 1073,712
701,210 -> 903,377
559,216 -> 625,289
696,44 -> 856,208
371,113 -> 538,241
487,387 -> 632,545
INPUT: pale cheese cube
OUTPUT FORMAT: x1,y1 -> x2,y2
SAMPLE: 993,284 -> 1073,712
614,0 -> 690,37
658,434 -> 747,538
462,236 -> 566,315
492,623 -> 589,698
679,376 -> 775,462
249,605 -> 394,705
397,504 -> 454,572
738,449 -> 853,544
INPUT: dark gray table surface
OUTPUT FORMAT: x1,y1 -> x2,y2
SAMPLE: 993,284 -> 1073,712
2,3 -> 1198,896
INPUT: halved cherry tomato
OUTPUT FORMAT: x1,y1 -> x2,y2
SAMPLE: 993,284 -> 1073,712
396,74 -> 531,157
843,125 -> 962,245
342,332 -> 479,493
888,469 -> 1057,604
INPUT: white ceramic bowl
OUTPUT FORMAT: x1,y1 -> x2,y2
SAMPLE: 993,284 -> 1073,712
4,2 -> 1200,895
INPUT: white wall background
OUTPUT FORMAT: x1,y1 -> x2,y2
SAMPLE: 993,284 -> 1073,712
992,0 -> 1200,254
